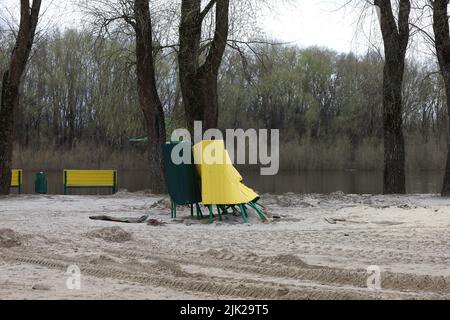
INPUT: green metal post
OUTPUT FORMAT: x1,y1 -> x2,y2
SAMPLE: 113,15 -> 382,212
112,171 -> 117,194
216,206 -> 222,221
255,202 -> 264,209
196,203 -> 203,220
64,171 -> 67,195
208,205 -> 214,224
239,204 -> 248,223
18,171 -> 22,194
249,202 -> 266,221
219,205 -> 229,215
174,202 -> 177,219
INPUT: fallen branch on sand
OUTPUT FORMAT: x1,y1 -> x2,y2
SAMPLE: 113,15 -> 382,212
324,218 -> 347,225
89,215 -> 148,224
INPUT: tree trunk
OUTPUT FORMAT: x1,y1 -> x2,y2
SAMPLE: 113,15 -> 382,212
382,62 -> 406,194
0,73 -> 19,195
53,98 -> 60,146
179,0 -> 202,134
375,0 -> 410,194
0,0 -> 42,195
179,0 -> 230,133
201,72 -> 220,131
441,85 -> 450,195
134,0 -> 166,194
431,0 -> 450,196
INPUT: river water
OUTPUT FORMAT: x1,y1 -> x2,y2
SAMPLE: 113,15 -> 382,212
15,170 -> 444,195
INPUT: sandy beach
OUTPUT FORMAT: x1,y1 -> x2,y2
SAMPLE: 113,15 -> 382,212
0,191 -> 449,300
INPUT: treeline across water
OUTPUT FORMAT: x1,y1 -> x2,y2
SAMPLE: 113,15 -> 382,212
1,29 -> 447,171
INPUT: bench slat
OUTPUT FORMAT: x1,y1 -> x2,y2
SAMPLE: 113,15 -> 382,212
64,170 -> 118,195
64,170 -> 117,187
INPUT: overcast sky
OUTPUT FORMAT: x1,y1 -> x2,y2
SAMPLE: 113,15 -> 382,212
1,0 -> 380,54
261,1 -> 376,53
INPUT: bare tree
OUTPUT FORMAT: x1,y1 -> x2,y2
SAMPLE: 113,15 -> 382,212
83,0 -> 276,137
134,0 -> 166,193
179,0 -> 230,132
82,0 -> 167,193
374,0 -> 411,194
431,0 -> 450,196
0,0 -> 42,195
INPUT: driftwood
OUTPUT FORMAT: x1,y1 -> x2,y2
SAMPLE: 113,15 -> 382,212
89,215 -> 148,224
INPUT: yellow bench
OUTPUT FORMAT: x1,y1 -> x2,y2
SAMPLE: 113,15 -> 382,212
11,169 -> 23,194
63,170 -> 118,195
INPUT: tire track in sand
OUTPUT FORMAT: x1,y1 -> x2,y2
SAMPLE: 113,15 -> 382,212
102,247 -> 450,297
0,249 -> 431,300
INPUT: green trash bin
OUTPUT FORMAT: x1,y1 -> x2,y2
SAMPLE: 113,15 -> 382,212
162,141 -> 202,219
35,172 -> 48,194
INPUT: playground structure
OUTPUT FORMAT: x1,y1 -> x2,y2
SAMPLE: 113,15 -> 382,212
163,140 -> 268,224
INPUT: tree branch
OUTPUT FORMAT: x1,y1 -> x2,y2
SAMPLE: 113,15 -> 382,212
200,0 -> 217,21
398,0 -> 411,52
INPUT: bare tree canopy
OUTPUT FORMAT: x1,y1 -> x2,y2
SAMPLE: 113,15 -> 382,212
179,0 -> 230,132
79,0 -> 167,193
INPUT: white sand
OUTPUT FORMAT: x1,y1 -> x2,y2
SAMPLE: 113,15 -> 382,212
0,191 -> 449,300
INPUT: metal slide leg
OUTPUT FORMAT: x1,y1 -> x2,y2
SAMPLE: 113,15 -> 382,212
242,205 -> 249,220
216,206 -> 222,221
171,200 -> 177,219
18,171 -> 21,194
196,203 -> 203,220
229,205 -> 239,216
249,202 -> 266,221
208,205 -> 214,224
64,171 -> 68,195
219,205 -> 229,215
254,202 -> 264,209
191,204 -> 194,217
239,204 -> 248,224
